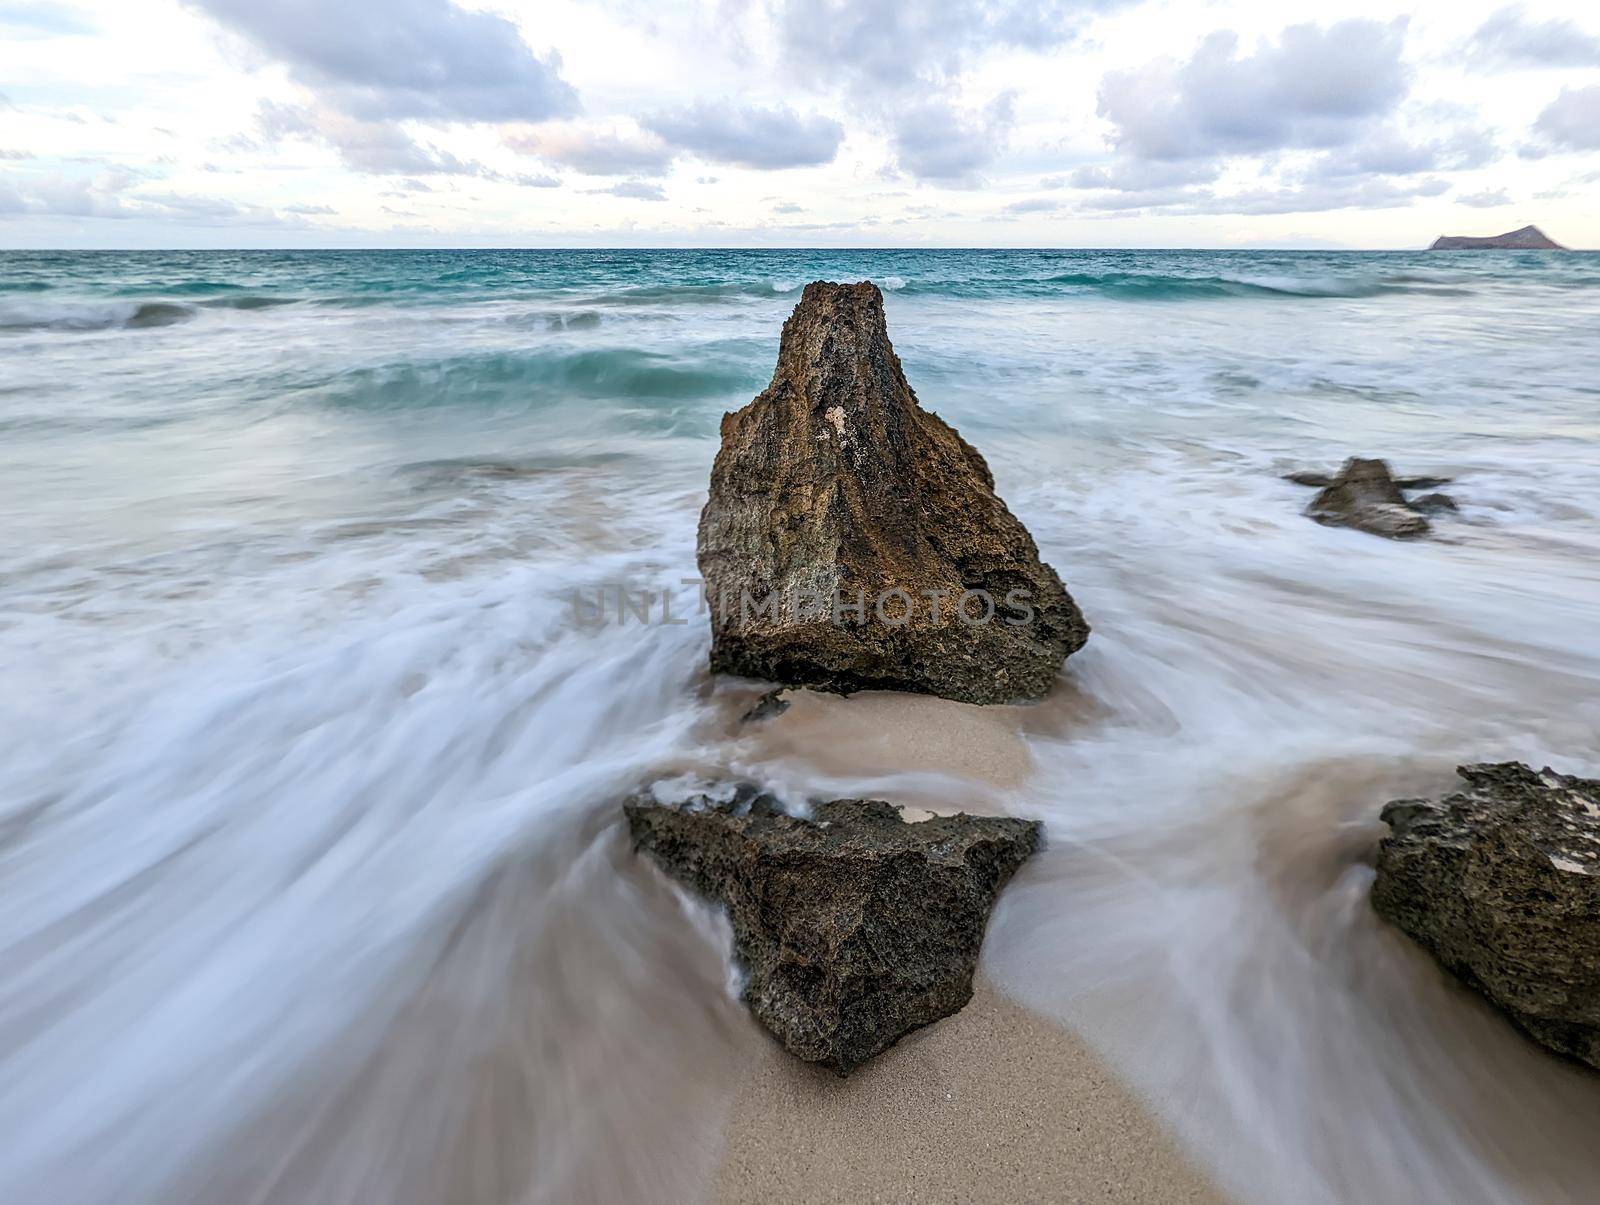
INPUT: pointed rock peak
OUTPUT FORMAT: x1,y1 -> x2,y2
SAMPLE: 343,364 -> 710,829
696,279 -> 1089,704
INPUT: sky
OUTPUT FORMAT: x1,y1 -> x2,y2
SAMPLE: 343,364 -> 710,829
1,0 -> 1597,248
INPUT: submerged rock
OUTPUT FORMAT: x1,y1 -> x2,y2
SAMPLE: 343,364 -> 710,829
625,785 -> 1040,1075
1301,458 -> 1434,538
739,688 -> 790,724
696,280 -> 1088,705
1372,762 -> 1600,1069
1410,492 -> 1459,516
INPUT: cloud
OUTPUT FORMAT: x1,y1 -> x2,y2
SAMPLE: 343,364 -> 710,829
892,93 -> 1014,182
253,100 -> 475,174
1467,6 -> 1600,68
283,202 -> 335,215
1002,196 -> 1061,214
770,0 -> 1116,95
247,101 -> 559,186
183,0 -> 576,123
1308,127 -> 1497,179
1067,159 -> 1218,191
1097,20 -> 1410,162
1,149 -> 37,160
1534,85 -> 1600,150
0,168 -> 298,224
1074,174 -> 1449,216
643,102 -> 843,169
1456,188 -> 1510,208
0,1 -> 95,38
507,122 -> 674,176
591,180 -> 667,201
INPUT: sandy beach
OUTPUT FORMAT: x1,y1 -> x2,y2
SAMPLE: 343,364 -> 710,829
706,687 -> 1226,1204
713,978 -> 1225,1204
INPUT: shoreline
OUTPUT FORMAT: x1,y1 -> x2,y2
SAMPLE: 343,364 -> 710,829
712,976 -> 1227,1204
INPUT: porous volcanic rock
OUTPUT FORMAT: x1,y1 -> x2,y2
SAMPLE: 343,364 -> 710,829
1372,762 -> 1600,1069
625,784 -> 1040,1075
1302,457 -> 1433,538
696,280 -> 1088,705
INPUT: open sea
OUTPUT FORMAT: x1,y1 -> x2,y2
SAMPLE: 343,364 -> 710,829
3,247 -> 1600,1203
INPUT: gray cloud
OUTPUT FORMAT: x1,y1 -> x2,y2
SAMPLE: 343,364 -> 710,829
892,94 -> 1014,182
592,180 -> 667,201
1308,127 -> 1497,179
1,149 -> 37,160
772,0 -> 1116,94
1534,85 -> 1600,150
506,124 -> 674,176
1468,6 -> 1600,69
1098,20 -> 1410,162
1456,188 -> 1510,208
1002,196 -> 1062,214
185,0 -> 576,124
643,102 -> 843,169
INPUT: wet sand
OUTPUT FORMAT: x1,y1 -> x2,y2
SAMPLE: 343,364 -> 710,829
713,688 -> 1227,1204
714,978 -> 1227,1205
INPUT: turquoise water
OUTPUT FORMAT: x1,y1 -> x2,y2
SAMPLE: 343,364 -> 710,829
3,249 -> 1600,1203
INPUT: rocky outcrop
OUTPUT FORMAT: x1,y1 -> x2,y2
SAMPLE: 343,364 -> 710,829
696,281 -> 1089,705
626,784 -> 1040,1075
1372,762 -> 1600,1069
1287,458 -> 1452,538
1430,225 -> 1565,250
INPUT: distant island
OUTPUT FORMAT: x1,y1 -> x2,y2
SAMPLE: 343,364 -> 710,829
1429,225 -> 1565,250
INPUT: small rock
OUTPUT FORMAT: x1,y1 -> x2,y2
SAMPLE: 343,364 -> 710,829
1281,470 -> 1336,488
1392,475 -> 1454,491
1304,457 -> 1431,539
626,784 -> 1040,1075
739,688 -> 790,724
1372,762 -> 1600,1069
1410,492 -> 1459,515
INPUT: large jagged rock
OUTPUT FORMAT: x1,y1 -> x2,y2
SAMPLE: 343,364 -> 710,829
696,280 -> 1088,705
1429,225 -> 1565,250
1301,457 -> 1434,538
1372,762 -> 1600,1069
625,784 -> 1040,1075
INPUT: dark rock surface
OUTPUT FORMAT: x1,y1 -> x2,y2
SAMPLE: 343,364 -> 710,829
696,280 -> 1089,705
1299,457 -> 1435,538
626,784 -> 1040,1075
1372,762 -> 1600,1069
1429,225 -> 1565,250
739,688 -> 791,724
1410,491 -> 1459,515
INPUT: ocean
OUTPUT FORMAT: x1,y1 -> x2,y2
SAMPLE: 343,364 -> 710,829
3,247 -> 1600,1203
